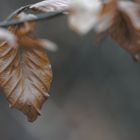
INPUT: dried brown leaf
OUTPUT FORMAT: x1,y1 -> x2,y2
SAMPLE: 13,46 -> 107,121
68,0 -> 140,60
96,0 -> 140,60
107,1 -> 140,60
0,18 -> 53,122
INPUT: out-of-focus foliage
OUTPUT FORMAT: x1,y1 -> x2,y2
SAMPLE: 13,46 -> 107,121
68,0 -> 140,60
30,0 -> 140,60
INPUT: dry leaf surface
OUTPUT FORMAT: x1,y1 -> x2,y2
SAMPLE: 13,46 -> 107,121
0,14 -> 53,122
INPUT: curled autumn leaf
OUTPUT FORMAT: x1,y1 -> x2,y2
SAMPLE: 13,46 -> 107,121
0,13 -> 53,122
68,0 -> 140,60
97,0 -> 140,60
30,0 -> 70,12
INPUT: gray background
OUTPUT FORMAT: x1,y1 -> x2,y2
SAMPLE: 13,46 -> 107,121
0,0 -> 140,140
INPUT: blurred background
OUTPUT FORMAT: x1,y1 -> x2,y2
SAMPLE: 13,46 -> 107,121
0,0 -> 140,140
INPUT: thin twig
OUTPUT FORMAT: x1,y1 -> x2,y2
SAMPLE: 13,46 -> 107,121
0,11 -> 64,28
6,5 -> 32,21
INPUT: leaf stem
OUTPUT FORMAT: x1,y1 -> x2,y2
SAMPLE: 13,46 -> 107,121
6,5 -> 32,21
0,11 -> 64,28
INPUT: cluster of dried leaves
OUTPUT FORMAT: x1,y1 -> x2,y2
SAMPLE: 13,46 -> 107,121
0,0 -> 140,122
68,0 -> 140,60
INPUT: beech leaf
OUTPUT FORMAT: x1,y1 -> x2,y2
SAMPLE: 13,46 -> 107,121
0,14 -> 53,122
107,1 -> 140,60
